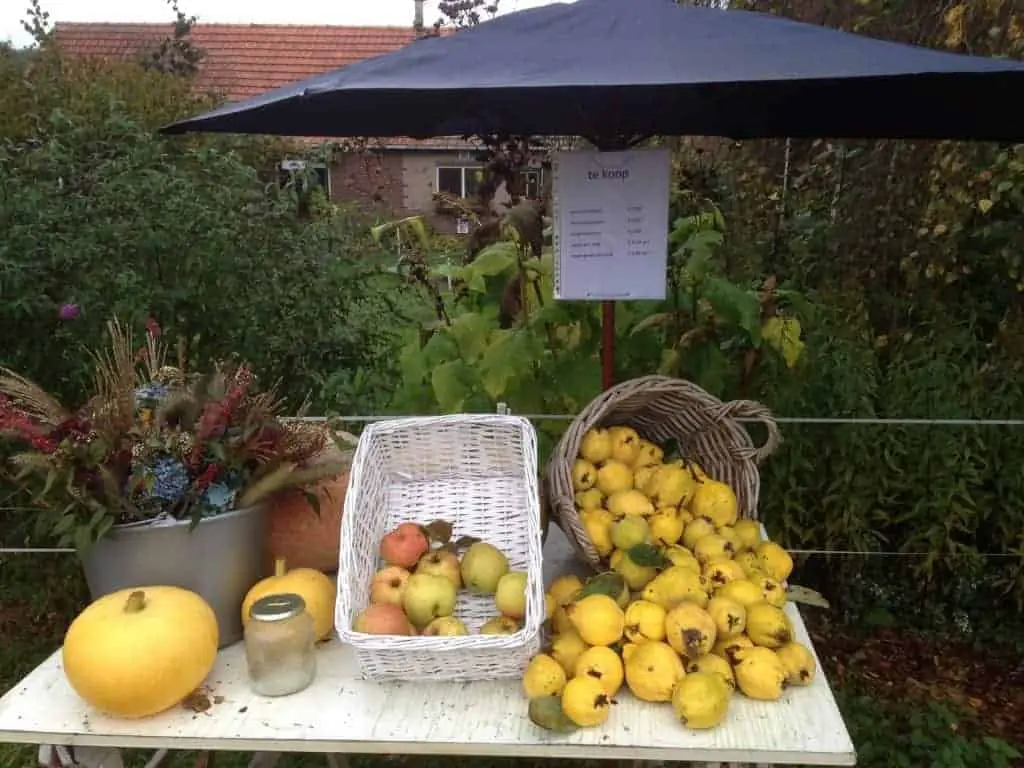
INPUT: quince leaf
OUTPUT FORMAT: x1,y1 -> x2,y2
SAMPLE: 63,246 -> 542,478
627,543 -> 668,568
574,571 -> 626,601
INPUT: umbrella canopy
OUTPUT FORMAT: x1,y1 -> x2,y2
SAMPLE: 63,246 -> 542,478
161,0 -> 1024,142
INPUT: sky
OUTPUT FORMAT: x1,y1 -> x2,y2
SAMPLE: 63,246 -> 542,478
1,0 -> 571,48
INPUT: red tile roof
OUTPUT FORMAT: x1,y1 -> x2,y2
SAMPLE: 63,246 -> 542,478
52,22 -> 476,150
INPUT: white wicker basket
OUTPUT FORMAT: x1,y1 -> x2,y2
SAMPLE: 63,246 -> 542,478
334,413 -> 545,681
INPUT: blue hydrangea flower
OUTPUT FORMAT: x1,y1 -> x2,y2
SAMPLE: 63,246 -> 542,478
134,383 -> 170,410
146,455 -> 190,502
202,482 -> 236,513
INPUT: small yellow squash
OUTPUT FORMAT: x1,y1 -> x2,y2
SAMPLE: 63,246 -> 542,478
62,586 -> 218,719
241,557 -> 335,640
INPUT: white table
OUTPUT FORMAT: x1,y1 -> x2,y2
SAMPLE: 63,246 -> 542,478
0,527 -> 856,767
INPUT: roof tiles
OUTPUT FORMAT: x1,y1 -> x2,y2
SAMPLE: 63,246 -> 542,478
52,22 -> 474,150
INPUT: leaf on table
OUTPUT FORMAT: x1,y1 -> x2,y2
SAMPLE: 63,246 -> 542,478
181,689 -> 212,713
528,694 -> 579,733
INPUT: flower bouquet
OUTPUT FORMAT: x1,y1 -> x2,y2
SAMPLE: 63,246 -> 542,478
0,317 -> 344,552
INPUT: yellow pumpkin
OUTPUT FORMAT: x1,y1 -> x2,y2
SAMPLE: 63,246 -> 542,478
241,557 -> 336,640
62,587 -> 218,719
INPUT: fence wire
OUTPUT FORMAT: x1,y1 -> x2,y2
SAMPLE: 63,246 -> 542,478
2,412 -> 1022,557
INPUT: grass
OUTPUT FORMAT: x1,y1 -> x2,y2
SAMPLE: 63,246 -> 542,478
2,550 -> 1022,768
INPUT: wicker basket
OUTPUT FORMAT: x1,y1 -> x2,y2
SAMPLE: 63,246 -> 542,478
545,375 -> 781,569
335,414 -> 545,681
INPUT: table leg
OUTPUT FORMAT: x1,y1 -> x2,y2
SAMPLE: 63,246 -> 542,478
247,754 -> 282,768
325,756 -> 349,768
39,745 -> 126,768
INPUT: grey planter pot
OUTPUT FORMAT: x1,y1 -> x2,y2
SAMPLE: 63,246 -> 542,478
79,504 -> 269,648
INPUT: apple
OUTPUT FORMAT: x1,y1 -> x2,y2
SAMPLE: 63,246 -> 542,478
494,571 -> 529,620
459,541 -> 510,595
380,522 -> 430,569
402,572 -> 458,630
422,616 -> 469,636
353,603 -> 416,635
415,548 -> 462,589
479,616 -> 520,635
369,565 -> 411,607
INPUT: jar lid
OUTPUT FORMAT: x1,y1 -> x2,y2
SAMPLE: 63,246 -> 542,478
250,593 -> 307,622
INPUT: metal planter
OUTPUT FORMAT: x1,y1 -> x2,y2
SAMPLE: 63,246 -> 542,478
79,504 -> 269,648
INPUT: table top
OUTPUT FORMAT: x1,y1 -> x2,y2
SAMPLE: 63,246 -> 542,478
0,528 -> 856,765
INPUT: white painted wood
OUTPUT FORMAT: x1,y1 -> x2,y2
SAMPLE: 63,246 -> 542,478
2,527 -> 855,766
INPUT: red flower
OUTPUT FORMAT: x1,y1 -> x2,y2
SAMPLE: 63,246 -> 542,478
146,316 -> 162,338
194,463 -> 221,491
0,396 -> 59,453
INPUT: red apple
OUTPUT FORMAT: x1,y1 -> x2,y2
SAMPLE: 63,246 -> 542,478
380,522 -> 430,569
370,566 -> 411,607
353,603 -> 416,635
415,548 -> 462,589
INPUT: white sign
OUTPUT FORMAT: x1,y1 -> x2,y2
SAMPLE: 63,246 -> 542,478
551,148 -> 671,301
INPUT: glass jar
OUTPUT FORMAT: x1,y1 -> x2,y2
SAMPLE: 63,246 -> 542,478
244,593 -> 317,697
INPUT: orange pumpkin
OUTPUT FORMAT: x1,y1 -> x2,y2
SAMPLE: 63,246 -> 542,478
265,471 -> 349,573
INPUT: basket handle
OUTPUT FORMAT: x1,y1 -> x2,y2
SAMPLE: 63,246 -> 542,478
713,399 -> 781,464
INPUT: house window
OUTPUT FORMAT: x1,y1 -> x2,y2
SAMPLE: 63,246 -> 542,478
436,166 -> 483,198
521,169 -> 543,199
278,159 -> 331,200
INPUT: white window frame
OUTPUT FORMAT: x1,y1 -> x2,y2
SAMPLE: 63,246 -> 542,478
435,165 -> 482,198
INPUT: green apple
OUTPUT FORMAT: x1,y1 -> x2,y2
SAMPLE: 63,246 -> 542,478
415,548 -> 462,589
460,541 -> 510,595
402,572 -> 458,629
494,571 -> 529,620
479,615 -> 520,635
422,616 -> 470,636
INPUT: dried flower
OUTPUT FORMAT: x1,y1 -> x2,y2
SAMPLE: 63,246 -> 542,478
0,316 -> 340,550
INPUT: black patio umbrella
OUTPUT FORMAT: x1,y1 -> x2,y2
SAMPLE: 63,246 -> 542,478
161,0 -> 1024,143
160,0 -> 1024,392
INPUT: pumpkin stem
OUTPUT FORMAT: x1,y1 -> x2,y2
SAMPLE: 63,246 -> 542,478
273,557 -> 287,577
124,590 -> 147,613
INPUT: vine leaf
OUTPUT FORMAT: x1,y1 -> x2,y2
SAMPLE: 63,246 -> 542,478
431,360 -> 475,412
470,242 -> 518,277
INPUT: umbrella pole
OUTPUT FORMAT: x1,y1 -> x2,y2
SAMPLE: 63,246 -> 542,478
602,300 -> 615,390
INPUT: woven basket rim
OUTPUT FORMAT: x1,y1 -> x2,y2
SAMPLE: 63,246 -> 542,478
543,374 -> 782,568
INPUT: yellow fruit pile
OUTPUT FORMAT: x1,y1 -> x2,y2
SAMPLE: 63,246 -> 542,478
523,425 -> 817,732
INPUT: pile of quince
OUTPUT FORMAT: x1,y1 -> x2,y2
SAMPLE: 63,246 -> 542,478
521,425 -> 817,733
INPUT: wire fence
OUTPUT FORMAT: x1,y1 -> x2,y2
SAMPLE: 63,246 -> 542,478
2,412 -> 1022,557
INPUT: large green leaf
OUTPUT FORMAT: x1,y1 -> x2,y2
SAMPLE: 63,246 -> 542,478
431,360 -> 477,412
469,242 -> 518,277
479,329 -> 538,400
701,276 -> 761,337
449,311 -> 494,360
